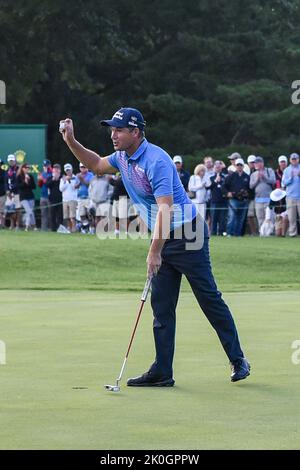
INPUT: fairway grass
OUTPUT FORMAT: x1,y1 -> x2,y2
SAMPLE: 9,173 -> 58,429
0,231 -> 300,292
1,290 -> 299,450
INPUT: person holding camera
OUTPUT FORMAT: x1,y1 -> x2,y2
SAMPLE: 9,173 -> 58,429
59,163 -> 78,232
222,158 -> 250,236
46,163 -> 63,231
16,163 -> 37,231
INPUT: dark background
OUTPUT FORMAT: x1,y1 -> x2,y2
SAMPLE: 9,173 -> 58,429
1,0 -> 300,170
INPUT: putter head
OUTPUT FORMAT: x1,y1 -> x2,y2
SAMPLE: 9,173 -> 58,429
104,384 -> 120,392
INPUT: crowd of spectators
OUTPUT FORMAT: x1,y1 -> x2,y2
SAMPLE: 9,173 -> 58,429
0,151 -> 299,237
183,152 -> 300,237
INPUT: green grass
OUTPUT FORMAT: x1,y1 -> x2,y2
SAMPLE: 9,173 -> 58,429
0,231 -> 299,292
0,232 -> 299,449
0,290 -> 299,449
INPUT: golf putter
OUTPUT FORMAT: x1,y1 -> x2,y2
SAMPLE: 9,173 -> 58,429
105,276 -> 152,392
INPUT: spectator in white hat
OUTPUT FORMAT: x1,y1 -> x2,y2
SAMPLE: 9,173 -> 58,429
0,159 -> 6,229
247,155 -> 256,171
5,154 -> 22,230
59,163 -> 78,232
282,153 -> 300,237
228,152 -> 250,175
246,155 -> 257,235
75,162 -> 94,228
276,156 -> 288,189
269,188 -> 288,237
173,155 -> 190,191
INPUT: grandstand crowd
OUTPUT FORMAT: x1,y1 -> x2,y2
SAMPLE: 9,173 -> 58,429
0,151 -> 299,237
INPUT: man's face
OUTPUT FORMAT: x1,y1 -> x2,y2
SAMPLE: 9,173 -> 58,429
175,162 -> 183,171
255,161 -> 264,171
279,161 -> 287,171
110,127 -> 138,152
80,166 -> 88,174
236,163 -> 244,173
53,168 -> 61,178
204,158 -> 213,169
8,160 -> 15,167
248,162 -> 255,170
214,162 -> 222,173
290,157 -> 299,166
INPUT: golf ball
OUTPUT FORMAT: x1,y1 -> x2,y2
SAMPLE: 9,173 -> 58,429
59,122 -> 66,131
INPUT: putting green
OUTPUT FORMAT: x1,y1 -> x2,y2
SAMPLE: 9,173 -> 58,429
0,290 -> 299,449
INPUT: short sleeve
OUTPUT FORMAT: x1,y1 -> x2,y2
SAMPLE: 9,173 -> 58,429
107,152 -> 119,170
147,157 -> 173,198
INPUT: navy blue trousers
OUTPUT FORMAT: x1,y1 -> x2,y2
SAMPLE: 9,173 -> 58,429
150,219 -> 244,378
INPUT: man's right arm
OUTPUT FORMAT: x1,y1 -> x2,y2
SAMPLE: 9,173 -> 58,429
59,118 -> 117,175
249,171 -> 259,189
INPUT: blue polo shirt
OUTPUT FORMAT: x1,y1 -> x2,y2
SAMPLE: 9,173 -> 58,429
76,171 -> 94,199
108,139 -> 196,231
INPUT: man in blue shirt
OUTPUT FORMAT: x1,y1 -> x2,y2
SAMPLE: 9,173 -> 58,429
59,107 -> 250,386
282,153 -> 300,236
75,162 -> 94,227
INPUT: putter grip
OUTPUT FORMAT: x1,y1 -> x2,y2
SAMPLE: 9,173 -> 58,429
141,277 -> 152,302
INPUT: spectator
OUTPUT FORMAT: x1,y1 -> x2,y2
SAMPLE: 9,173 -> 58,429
227,152 -> 240,173
222,158 -> 250,236
37,159 -> 52,231
282,153 -> 300,237
219,160 -> 228,174
0,159 -> 7,229
276,155 -> 288,188
5,154 -> 21,230
59,163 -> 77,233
188,164 -> 211,219
269,188 -> 288,237
228,152 -> 250,175
172,155 -> 190,191
109,174 -> 131,235
46,164 -> 63,231
88,174 -> 111,231
203,156 -> 215,177
0,159 -> 7,228
250,156 -> 276,229
203,156 -> 215,232
75,163 -> 94,226
16,163 -> 37,231
246,155 -> 257,235
209,160 -> 228,235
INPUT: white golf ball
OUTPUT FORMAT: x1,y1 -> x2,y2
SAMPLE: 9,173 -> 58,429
59,122 -> 66,131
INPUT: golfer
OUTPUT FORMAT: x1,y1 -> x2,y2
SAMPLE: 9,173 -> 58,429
59,107 -> 250,386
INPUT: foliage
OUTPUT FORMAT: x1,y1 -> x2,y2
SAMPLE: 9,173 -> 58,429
1,0 -> 300,169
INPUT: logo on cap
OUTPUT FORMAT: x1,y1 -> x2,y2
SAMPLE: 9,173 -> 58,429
113,111 -> 124,121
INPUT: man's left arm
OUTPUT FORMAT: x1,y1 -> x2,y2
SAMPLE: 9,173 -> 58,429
147,195 -> 173,278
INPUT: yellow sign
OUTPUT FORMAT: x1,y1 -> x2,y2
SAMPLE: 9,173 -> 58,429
15,150 -> 26,164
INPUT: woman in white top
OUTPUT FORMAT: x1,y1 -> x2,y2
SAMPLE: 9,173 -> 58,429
188,164 -> 211,218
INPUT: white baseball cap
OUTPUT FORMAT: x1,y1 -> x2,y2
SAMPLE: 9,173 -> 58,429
247,155 -> 256,163
270,188 -> 286,202
228,152 -> 241,160
278,155 -> 287,163
7,154 -> 16,162
173,155 -> 183,164
64,163 -> 73,171
235,158 -> 244,165
79,162 -> 86,168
